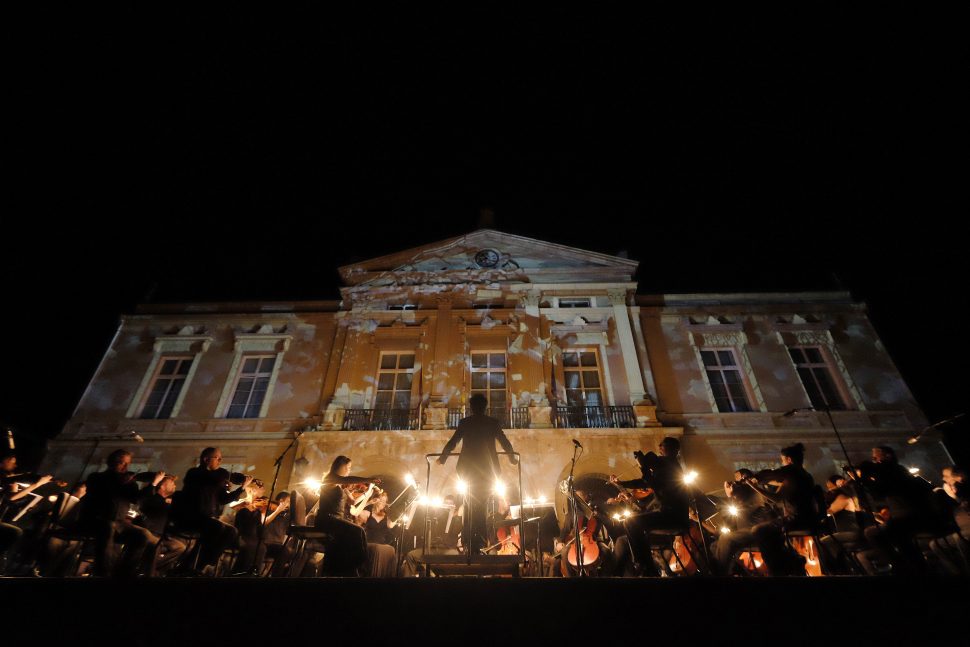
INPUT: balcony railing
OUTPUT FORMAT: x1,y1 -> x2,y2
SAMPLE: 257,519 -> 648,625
342,408 -> 420,431
445,407 -> 531,429
340,405 -> 635,431
554,405 -> 637,429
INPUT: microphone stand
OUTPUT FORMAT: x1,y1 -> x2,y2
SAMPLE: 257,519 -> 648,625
567,442 -> 585,577
250,428 -> 305,575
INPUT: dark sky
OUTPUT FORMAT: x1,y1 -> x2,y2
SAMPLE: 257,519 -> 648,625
4,8 -> 967,464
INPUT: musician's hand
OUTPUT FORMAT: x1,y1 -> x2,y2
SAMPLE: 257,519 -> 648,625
279,498 -> 290,510
609,474 -> 619,484
242,475 -> 254,488
37,475 -> 53,486
152,471 -> 166,487
371,478 -> 383,486
554,539 -> 563,553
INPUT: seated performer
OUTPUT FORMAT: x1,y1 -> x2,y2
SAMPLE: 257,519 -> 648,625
710,469 -> 775,575
314,455 -> 381,576
610,436 -> 689,576
746,443 -> 818,576
172,447 -> 252,574
357,490 -> 396,546
262,492 -> 295,577
135,473 -> 186,576
77,449 -> 154,577
857,446 -> 938,574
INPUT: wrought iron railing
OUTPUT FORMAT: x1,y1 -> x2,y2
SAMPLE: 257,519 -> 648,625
342,408 -> 420,431
553,405 -> 637,429
444,407 -> 531,428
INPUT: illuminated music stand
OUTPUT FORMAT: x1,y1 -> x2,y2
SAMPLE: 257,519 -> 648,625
421,451 -> 524,577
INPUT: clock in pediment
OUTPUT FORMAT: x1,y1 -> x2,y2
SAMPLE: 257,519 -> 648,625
474,248 -> 501,268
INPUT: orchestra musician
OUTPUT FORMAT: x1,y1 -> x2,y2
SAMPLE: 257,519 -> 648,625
438,393 -> 518,553
172,447 -> 252,575
233,480 -> 271,575
313,455 -> 382,576
710,468 -> 774,575
745,443 -> 817,576
857,445 -> 938,574
262,491 -> 295,577
610,436 -> 689,576
136,473 -> 186,577
77,449 -> 154,577
357,490 -> 396,546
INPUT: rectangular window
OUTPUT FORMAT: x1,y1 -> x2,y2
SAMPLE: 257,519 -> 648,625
226,355 -> 277,419
375,352 -> 415,409
559,298 -> 592,308
562,349 -> 603,406
700,349 -> 752,413
470,351 -> 508,410
140,357 -> 192,419
788,347 -> 846,411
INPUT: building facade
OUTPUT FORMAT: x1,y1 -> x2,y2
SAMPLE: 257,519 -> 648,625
44,230 -> 948,514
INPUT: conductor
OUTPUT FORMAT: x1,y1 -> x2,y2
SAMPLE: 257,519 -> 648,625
438,394 -> 518,552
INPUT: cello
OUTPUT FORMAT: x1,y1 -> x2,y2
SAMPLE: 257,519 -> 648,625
560,493 -> 601,576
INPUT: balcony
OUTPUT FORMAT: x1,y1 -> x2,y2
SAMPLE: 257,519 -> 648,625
445,407 -> 531,429
341,408 -> 420,431
553,405 -> 637,429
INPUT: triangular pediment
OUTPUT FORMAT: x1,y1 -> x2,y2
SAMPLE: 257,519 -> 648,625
338,230 -> 638,287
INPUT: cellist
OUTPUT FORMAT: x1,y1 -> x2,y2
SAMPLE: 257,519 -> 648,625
554,489 -> 614,576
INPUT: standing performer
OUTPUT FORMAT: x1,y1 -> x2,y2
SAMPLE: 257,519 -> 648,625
438,393 -> 518,553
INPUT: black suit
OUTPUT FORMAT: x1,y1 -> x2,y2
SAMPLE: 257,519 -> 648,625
439,413 -> 516,551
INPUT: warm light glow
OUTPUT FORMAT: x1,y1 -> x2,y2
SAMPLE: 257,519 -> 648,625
404,473 -> 416,488
418,495 -> 430,506
683,470 -> 699,485
622,510 -> 632,519
493,480 -> 506,497
456,478 -> 468,496
433,496 -> 444,507
720,526 -> 731,534
612,513 -> 621,521
303,478 -> 322,492
47,495 -> 58,503
727,505 -> 739,517
401,516 -> 409,524
525,496 -> 535,505
538,494 -> 547,504
908,467 -> 920,475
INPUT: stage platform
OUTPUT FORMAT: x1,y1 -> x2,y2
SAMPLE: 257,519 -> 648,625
3,576 -> 965,646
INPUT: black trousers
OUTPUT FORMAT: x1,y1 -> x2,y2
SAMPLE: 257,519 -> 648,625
180,516 -> 239,569
462,474 -> 491,553
624,511 -> 686,576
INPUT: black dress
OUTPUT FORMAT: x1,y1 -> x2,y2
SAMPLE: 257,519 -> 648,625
364,513 -> 394,545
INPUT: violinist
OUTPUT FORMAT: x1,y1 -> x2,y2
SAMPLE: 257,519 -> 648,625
358,490 -> 396,546
233,480 -> 269,575
746,443 -> 816,576
314,455 -> 382,576
78,449 -> 154,577
262,492 -> 295,577
0,450 -> 36,566
611,436 -> 689,576
710,469 -> 775,575
136,473 -> 186,576
857,445 -> 937,574
173,447 -> 252,575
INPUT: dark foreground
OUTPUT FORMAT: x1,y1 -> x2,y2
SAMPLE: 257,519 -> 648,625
3,576 -> 966,646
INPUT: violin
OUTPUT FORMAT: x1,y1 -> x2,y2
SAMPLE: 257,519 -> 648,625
4,472 -> 69,489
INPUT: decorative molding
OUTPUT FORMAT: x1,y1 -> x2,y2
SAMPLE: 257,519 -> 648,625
688,329 -> 768,413
776,329 -> 866,411
125,332 -> 214,419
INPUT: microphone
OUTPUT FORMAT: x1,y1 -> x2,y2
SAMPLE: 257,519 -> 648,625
572,439 -> 583,449
6,429 -> 14,450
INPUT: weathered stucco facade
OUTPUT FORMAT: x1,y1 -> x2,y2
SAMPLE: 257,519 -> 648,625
44,230 -> 948,516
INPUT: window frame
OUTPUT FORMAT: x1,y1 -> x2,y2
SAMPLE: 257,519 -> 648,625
787,345 -> 849,411
137,355 -> 195,420
561,347 -> 606,407
469,350 -> 509,410
699,346 -> 756,413
374,351 -> 417,410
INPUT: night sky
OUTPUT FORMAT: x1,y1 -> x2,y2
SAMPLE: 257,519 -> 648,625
4,9 -> 967,466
